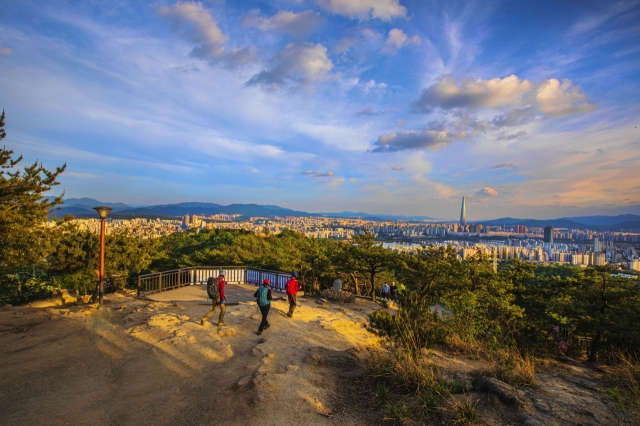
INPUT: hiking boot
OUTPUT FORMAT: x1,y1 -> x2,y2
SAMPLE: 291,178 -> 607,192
264,324 -> 270,330
200,319 -> 206,326
286,312 -> 292,318
218,322 -> 226,327
257,331 -> 262,336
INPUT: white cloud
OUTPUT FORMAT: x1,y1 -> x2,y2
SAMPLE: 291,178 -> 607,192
412,75 -> 595,119
316,0 -> 407,20
158,1 -> 254,69
243,9 -> 324,37
245,42 -> 333,90
391,165 -> 404,170
381,28 -> 421,53
476,187 -> 498,197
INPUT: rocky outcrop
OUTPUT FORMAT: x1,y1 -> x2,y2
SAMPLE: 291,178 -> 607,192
472,376 -> 525,406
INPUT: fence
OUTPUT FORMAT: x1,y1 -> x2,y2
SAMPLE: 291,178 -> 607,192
137,266 -> 291,297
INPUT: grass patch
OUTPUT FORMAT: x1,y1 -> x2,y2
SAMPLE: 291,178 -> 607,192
474,347 -> 536,388
602,349 -> 640,425
452,398 -> 480,424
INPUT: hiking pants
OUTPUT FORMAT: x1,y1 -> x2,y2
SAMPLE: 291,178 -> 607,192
258,304 -> 270,333
202,297 -> 226,323
287,294 -> 297,317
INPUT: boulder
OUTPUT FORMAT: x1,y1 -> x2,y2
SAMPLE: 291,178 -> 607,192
77,295 -> 92,304
51,289 -> 78,304
472,376 -> 524,406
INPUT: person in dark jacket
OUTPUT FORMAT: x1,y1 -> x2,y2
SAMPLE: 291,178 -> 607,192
201,272 -> 226,326
285,272 -> 301,318
254,279 -> 273,335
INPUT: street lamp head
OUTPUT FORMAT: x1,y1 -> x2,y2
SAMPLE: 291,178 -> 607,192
93,206 -> 113,220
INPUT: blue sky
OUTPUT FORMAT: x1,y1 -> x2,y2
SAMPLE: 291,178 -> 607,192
1,0 -> 639,219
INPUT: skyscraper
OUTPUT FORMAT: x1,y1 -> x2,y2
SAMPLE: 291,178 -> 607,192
543,225 -> 554,244
460,196 -> 466,226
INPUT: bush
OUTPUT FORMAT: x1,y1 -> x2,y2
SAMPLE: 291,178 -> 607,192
0,266 -> 57,305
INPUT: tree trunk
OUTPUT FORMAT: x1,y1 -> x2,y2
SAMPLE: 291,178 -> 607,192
370,270 -> 376,301
349,272 -> 359,295
588,331 -> 601,362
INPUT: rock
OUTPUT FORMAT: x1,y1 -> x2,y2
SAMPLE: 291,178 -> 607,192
253,393 -> 268,403
178,315 -> 190,321
258,337 -> 267,344
2,304 -> 11,309
237,375 -> 253,388
305,354 -> 325,366
76,296 -> 91,304
472,377 -> 524,406
287,364 -> 300,372
51,289 -> 78,304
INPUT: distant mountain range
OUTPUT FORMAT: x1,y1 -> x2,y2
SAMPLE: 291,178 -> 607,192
477,216 -> 640,231
47,197 -> 640,230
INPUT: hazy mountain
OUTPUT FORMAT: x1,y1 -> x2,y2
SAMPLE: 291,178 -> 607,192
477,215 -> 640,231
318,211 -> 439,221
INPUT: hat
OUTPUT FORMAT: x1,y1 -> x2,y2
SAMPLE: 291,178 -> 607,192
219,270 -> 226,276
292,272 -> 298,277
263,279 -> 270,286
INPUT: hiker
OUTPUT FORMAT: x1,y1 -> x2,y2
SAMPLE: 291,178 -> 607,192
285,272 -> 301,318
381,282 -> 390,299
201,271 -> 226,327
254,279 -> 272,335
390,282 -> 399,303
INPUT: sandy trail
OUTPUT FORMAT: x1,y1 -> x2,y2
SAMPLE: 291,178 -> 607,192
0,290 -> 379,426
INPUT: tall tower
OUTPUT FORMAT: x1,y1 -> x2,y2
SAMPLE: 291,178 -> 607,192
460,196 -> 467,226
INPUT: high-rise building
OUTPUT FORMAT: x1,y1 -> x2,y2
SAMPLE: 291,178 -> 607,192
593,237 -> 601,253
543,225 -> 554,244
460,196 -> 466,226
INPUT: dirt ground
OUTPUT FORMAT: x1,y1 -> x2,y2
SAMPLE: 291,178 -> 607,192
0,290 -> 633,425
0,291 -> 381,426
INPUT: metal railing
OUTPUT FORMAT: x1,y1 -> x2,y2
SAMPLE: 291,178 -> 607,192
137,266 -> 291,297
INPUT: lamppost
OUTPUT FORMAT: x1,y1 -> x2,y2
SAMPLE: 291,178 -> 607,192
93,206 -> 113,307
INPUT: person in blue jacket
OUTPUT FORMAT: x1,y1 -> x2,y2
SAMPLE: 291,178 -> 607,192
254,279 -> 273,336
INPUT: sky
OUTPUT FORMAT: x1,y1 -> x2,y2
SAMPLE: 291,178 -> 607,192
1,0 -> 639,220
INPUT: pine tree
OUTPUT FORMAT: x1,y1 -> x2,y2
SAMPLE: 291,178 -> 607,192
0,110 -> 67,272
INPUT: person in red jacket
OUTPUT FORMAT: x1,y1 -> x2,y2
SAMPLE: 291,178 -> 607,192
201,272 -> 226,326
285,272 -> 301,318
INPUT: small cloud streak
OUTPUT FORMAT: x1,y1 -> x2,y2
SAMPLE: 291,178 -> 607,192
391,166 -> 404,171
243,9 -> 324,37
496,131 -> 527,141
476,187 -> 498,197
0,41 -> 12,56
302,170 -> 334,177
381,28 -> 421,53
491,163 -> 518,170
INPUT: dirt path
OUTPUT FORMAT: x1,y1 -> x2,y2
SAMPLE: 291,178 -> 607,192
0,291 -> 379,426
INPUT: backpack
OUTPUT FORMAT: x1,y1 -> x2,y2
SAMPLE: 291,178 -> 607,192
256,286 -> 270,307
207,277 -> 220,299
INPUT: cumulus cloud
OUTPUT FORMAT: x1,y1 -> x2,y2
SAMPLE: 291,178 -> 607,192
0,41 -> 12,56
412,74 -> 594,119
381,28 -> 421,53
476,187 -> 498,197
391,165 -> 404,170
491,163 -> 518,170
302,170 -> 334,177
371,128 -> 452,152
243,9 -> 324,37
246,42 -> 333,90
159,2 -> 254,69
496,131 -> 527,141
316,0 -> 407,20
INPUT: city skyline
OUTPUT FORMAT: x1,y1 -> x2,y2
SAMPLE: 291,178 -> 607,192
1,1 -> 639,219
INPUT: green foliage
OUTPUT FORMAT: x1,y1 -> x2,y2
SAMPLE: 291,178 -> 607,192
0,265 -> 57,305
452,398 -> 479,425
0,110 -> 66,273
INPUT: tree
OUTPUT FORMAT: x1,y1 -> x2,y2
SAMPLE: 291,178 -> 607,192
0,110 -> 66,272
350,232 -> 396,300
